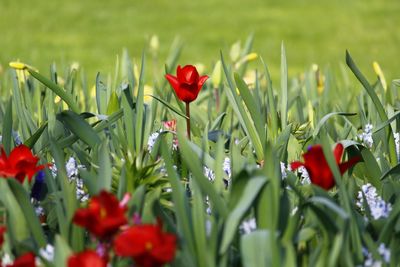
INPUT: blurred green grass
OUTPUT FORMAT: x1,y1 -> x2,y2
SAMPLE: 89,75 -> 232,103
1,0 -> 399,82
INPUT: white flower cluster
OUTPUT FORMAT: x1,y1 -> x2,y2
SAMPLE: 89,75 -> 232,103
203,166 -> 216,181
298,166 -> 311,185
280,162 -> 292,179
394,132 -> 400,161
240,218 -> 257,234
51,157 -> 89,202
147,131 -> 161,151
356,183 -> 392,220
361,243 -> 390,267
203,157 -> 232,183
358,124 -> 374,148
39,244 -> 55,262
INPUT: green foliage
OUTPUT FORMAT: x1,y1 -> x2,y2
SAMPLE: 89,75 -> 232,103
0,38 -> 399,266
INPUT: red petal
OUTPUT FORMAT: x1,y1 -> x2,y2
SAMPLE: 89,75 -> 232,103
7,252 -> 36,267
68,250 -> 107,267
339,156 -> 361,175
178,65 -> 198,84
333,143 -> 344,164
290,161 -> 304,171
165,74 -> 180,92
197,75 -> 208,91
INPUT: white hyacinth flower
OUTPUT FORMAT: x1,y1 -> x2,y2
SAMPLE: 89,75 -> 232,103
39,244 -> 55,262
203,166 -> 216,182
356,183 -> 392,220
240,218 -> 257,234
358,124 -> 374,148
394,132 -> 400,161
147,130 -> 161,151
298,166 -> 311,185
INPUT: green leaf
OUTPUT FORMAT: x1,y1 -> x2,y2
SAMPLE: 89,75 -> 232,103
95,73 -> 108,115
241,230 -> 273,267
313,112 -> 357,138
2,97 -> 13,154
346,51 -> 397,166
97,139 -> 112,192
24,122 -> 48,149
27,68 -> 80,113
54,235 -> 72,267
221,52 -> 264,161
0,179 -> 29,244
281,42 -> 288,129
261,57 -> 278,139
57,110 -> 101,148
8,179 -> 46,247
220,176 -> 266,254
147,94 -> 188,119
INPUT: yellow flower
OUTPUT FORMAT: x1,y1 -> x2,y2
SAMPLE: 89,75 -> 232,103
9,61 -> 28,70
143,85 -> 153,103
234,53 -> 258,69
373,61 -> 387,90
211,61 -> 222,88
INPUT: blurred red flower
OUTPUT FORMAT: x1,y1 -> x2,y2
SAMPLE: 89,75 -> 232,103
0,226 -> 6,247
73,190 -> 127,239
67,250 -> 107,267
114,221 -> 177,267
6,252 -> 36,267
0,145 -> 50,183
165,65 -> 208,103
291,143 -> 360,190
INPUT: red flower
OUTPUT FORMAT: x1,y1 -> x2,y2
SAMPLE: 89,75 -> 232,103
291,143 -> 360,190
114,222 -> 177,267
6,252 -> 36,267
0,145 -> 50,183
165,65 -> 208,103
67,250 -> 107,267
0,226 -> 6,247
73,190 -> 127,239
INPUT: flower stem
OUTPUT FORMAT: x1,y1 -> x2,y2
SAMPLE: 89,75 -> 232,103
185,102 -> 191,140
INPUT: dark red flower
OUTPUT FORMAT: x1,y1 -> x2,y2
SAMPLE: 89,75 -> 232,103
114,221 -> 177,267
6,252 -> 36,267
73,190 -> 127,239
67,250 -> 107,267
165,65 -> 208,103
0,226 -> 6,247
0,145 -> 51,183
291,143 -> 360,190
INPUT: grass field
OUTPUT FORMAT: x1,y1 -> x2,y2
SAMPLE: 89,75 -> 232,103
1,0 -> 399,81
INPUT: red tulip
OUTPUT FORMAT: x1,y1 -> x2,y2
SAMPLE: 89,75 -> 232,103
0,145 -> 51,183
6,252 -> 36,267
165,65 -> 208,103
291,143 -> 360,190
114,221 -> 177,267
73,190 -> 127,239
67,250 -> 107,267
0,226 -> 6,247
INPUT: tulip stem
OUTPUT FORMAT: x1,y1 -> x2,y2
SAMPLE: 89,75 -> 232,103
185,102 -> 191,140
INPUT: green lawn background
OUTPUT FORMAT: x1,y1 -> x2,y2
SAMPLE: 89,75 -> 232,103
1,0 -> 399,82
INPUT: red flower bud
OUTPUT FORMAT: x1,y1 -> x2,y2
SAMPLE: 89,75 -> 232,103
67,250 -> 107,267
165,65 -> 208,103
291,143 -> 360,190
73,190 -> 127,240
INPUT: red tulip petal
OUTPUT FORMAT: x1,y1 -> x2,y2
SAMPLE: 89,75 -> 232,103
179,65 -> 198,84
333,143 -> 344,164
197,75 -> 209,90
290,161 -> 304,170
165,74 -> 180,92
339,156 -> 361,175
7,252 -> 36,267
68,250 -> 107,267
